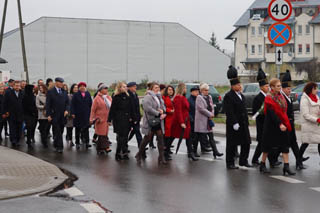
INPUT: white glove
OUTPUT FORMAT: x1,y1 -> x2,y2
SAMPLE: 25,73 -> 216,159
233,123 -> 240,131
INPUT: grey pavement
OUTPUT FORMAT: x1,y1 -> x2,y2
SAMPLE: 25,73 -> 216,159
0,146 -> 67,200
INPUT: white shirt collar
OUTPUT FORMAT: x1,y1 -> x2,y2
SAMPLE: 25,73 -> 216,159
260,90 -> 267,97
281,90 -> 291,103
235,91 -> 242,100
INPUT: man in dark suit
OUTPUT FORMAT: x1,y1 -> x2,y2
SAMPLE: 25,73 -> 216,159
281,70 -> 305,170
251,68 -> 269,166
46,77 -> 70,153
223,66 -> 252,169
127,82 -> 143,148
3,81 -> 24,148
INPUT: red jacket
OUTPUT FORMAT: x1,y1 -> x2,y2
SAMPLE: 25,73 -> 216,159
171,95 -> 191,139
163,95 -> 175,137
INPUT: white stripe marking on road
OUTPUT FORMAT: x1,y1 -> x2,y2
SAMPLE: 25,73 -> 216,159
270,176 -> 305,183
310,187 -> 320,192
64,187 -> 84,197
80,203 -> 105,213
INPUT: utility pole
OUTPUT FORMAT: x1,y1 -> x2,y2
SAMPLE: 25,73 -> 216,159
0,0 -> 8,54
17,0 -> 29,83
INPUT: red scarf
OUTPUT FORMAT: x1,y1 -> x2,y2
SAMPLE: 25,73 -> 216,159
264,91 -> 292,132
308,93 -> 318,103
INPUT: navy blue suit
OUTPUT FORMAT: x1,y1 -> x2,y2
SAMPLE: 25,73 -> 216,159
46,87 -> 69,149
3,89 -> 24,145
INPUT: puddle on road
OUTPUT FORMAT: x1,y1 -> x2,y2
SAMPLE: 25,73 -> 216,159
41,167 -> 112,213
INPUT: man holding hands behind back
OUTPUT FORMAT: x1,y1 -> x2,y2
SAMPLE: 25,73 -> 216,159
46,77 -> 70,153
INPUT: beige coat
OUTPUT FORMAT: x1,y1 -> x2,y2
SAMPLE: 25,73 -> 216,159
300,92 -> 320,144
36,92 -> 47,120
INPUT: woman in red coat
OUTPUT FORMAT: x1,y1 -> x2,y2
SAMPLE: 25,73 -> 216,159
171,83 -> 198,161
162,85 -> 175,160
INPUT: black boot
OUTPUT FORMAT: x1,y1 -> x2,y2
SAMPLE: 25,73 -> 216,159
259,162 -> 270,173
283,163 -> 296,176
164,138 -> 172,161
157,135 -> 168,165
296,160 -> 306,170
135,135 -> 150,163
186,139 -> 198,161
208,133 -> 223,159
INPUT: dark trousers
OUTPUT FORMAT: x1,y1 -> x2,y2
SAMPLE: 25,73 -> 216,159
8,118 -> 23,145
66,127 -> 73,141
52,122 -> 64,149
38,119 -> 49,144
226,141 -> 250,166
0,120 -> 6,139
132,123 -> 142,147
75,127 -> 89,144
116,134 -> 129,155
25,115 -> 37,144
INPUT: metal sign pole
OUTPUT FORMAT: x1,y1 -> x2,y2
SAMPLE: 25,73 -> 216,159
277,65 -> 280,79
0,0 -> 8,54
17,0 -> 29,83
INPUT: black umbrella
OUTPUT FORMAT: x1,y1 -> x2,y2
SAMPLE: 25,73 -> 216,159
0,57 -> 7,64
175,117 -> 188,154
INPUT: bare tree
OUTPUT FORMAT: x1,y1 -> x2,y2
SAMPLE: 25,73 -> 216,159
295,59 -> 320,81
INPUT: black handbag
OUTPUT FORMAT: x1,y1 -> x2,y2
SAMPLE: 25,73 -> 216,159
144,111 -> 161,128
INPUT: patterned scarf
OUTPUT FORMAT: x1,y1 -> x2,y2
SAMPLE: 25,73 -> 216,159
270,89 -> 287,112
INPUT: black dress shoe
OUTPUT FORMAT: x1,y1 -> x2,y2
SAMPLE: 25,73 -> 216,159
86,144 -> 92,149
56,149 -> 63,153
302,157 -> 310,162
270,161 -> 282,168
252,161 -> 260,166
201,148 -> 212,153
227,165 -> 239,170
240,163 -> 253,168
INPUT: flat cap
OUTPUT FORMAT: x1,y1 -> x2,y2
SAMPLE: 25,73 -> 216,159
127,82 -> 137,87
55,77 -> 64,83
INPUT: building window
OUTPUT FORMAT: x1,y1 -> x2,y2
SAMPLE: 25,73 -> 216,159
258,45 -> 262,55
306,44 -> 310,54
258,27 -> 263,36
251,27 -> 255,36
251,45 -> 255,54
298,44 -> 302,54
298,25 -> 302,35
306,25 -> 310,35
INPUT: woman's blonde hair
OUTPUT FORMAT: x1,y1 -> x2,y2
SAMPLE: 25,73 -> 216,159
200,83 -> 209,91
269,78 -> 280,88
114,81 -> 128,96
175,83 -> 186,96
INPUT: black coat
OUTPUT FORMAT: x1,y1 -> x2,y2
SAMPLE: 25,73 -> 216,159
128,90 -> 141,122
188,95 -> 197,131
71,91 -> 92,128
223,90 -> 251,145
252,92 -> 265,142
0,94 -> 4,120
22,94 -> 38,118
46,88 -> 70,125
108,92 -> 134,136
3,89 -> 24,122
283,93 -> 297,143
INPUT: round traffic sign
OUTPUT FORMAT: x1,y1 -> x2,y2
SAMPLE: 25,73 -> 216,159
268,0 -> 293,22
268,22 -> 292,47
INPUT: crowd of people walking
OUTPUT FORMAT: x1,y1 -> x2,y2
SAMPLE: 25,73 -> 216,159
0,65 -> 319,176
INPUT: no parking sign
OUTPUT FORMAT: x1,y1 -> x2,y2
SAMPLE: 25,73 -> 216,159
268,0 -> 293,66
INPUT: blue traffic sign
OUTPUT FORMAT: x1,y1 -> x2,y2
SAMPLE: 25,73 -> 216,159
268,22 -> 292,47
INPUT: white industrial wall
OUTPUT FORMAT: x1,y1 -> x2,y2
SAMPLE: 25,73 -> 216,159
1,17 -> 230,87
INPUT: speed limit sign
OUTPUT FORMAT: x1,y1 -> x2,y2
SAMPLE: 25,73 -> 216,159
268,0 -> 293,22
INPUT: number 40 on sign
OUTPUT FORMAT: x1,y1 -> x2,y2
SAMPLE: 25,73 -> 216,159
268,0 -> 293,22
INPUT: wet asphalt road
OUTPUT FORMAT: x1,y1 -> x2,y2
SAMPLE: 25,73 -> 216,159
1,128 -> 320,213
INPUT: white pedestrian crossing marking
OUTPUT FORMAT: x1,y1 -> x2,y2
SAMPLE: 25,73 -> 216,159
64,187 -> 84,197
80,203 -> 105,213
270,176 -> 305,183
310,187 -> 320,192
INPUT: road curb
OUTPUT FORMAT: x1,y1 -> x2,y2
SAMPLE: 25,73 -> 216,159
0,146 -> 68,200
